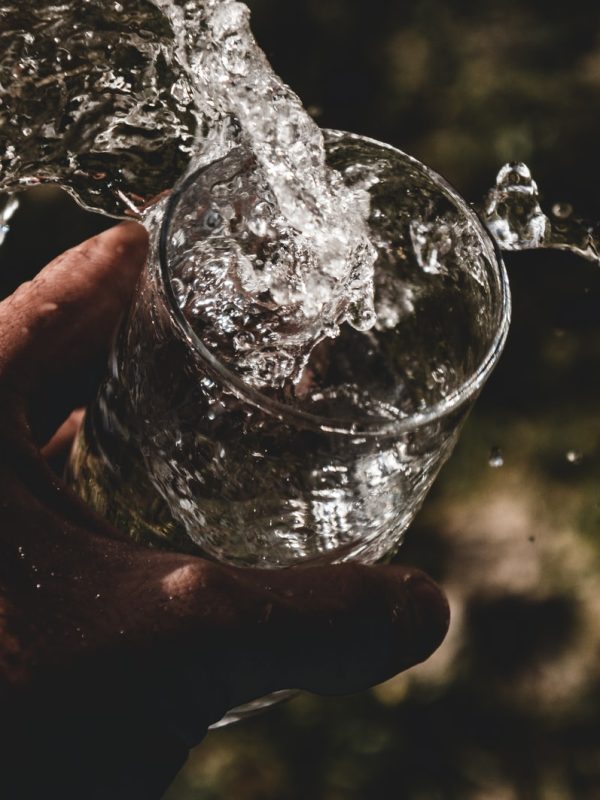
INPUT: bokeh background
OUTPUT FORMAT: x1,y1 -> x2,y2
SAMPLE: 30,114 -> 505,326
1,0 -> 600,797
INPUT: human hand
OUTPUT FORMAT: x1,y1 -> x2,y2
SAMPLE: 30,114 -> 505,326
0,222 -> 449,799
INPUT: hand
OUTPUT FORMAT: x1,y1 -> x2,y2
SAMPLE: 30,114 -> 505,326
0,222 -> 449,799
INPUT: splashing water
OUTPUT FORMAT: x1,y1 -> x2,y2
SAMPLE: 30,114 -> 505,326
482,162 -> 600,265
2,4 -> 596,388
0,0 -> 376,386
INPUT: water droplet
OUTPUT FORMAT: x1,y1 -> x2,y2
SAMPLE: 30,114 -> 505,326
488,446 -> 504,468
483,166 -> 600,264
565,449 -> 583,465
483,162 -> 547,250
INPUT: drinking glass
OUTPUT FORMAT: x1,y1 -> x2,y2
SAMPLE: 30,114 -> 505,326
67,130 -> 510,720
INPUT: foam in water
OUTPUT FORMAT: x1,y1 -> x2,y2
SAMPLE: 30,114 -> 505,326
0,0 -> 376,386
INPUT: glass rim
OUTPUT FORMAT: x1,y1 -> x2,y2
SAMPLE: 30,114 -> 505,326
158,129 -> 511,437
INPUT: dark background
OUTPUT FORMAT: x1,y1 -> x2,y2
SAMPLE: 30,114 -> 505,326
1,1 -> 600,797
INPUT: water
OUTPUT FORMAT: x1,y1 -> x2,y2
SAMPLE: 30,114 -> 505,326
0,0 -> 376,387
482,161 -> 600,265
1,4 -> 597,390
163,143 -> 374,387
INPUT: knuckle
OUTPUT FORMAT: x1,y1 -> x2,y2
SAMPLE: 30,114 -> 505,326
163,558 -> 234,601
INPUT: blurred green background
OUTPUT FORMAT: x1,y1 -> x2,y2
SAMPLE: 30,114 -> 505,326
1,0 -> 600,797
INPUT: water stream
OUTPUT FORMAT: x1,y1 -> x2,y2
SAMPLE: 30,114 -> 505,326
0,0 -> 375,387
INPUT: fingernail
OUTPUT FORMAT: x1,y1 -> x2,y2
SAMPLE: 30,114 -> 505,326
405,573 -> 450,662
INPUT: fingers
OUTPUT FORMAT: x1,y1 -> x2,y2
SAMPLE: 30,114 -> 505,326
153,559 -> 449,731
0,222 -> 147,441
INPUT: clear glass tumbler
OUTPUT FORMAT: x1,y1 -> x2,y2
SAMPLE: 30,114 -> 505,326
68,131 -> 510,573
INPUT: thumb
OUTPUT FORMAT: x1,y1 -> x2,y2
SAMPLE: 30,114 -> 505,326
152,560 -> 449,741
218,562 -> 448,702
